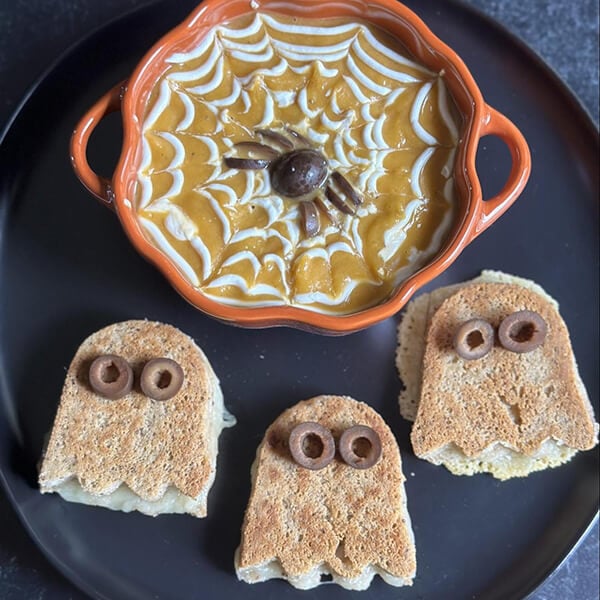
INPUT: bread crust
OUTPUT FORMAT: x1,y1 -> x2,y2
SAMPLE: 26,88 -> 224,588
236,395 -> 416,589
38,320 -> 233,516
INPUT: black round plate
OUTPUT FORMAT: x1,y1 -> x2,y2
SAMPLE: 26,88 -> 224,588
0,1 -> 598,599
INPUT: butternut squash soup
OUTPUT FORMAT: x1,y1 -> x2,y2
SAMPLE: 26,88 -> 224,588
135,12 -> 461,315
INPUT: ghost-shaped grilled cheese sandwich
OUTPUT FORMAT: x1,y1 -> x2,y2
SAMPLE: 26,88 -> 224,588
397,271 -> 599,479
38,320 -> 235,517
235,395 -> 416,590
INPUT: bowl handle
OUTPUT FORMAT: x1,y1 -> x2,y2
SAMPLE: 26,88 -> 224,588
70,81 -> 127,211
473,104 -> 531,236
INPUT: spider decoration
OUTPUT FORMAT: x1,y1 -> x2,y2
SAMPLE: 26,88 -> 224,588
224,128 -> 363,237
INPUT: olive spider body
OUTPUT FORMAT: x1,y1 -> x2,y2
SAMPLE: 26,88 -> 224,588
224,128 -> 363,236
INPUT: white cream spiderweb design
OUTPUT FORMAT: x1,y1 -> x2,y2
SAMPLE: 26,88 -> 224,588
136,14 -> 459,313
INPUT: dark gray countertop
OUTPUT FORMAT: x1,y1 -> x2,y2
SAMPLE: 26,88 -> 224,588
0,1 -> 598,599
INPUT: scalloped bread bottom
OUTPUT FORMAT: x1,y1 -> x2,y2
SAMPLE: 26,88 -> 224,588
234,549 -> 413,591
41,385 -> 235,518
421,438 -> 577,481
234,432 -> 416,591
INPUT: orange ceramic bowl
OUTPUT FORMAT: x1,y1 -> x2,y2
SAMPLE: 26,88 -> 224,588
71,0 -> 530,334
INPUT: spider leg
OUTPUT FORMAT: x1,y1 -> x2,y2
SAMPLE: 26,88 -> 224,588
325,185 -> 356,215
284,127 -> 312,148
234,142 -> 280,158
332,171 -> 363,206
255,129 -> 294,151
300,201 -> 320,237
224,138 -> 278,169
224,157 -> 272,169
314,196 -> 340,226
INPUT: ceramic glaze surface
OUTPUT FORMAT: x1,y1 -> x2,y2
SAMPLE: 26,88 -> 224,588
136,12 -> 461,314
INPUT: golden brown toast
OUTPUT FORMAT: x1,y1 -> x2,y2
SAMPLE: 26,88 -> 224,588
397,272 -> 598,479
235,395 -> 416,590
38,320 -> 235,516
396,271 -> 558,422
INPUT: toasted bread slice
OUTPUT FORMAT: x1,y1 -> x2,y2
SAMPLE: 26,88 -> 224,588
235,395 -> 416,590
38,320 -> 235,517
396,270 -> 557,422
397,272 -> 598,479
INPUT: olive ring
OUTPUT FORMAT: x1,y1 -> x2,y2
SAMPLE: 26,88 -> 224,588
339,425 -> 382,470
140,357 -> 185,401
88,354 -> 134,399
498,310 -> 547,353
288,422 -> 336,470
453,318 -> 495,360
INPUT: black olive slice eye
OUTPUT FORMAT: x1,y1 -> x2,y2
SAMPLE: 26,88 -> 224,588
288,422 -> 335,470
140,358 -> 184,401
339,425 -> 382,469
89,355 -> 133,399
453,318 -> 494,360
498,310 -> 547,353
